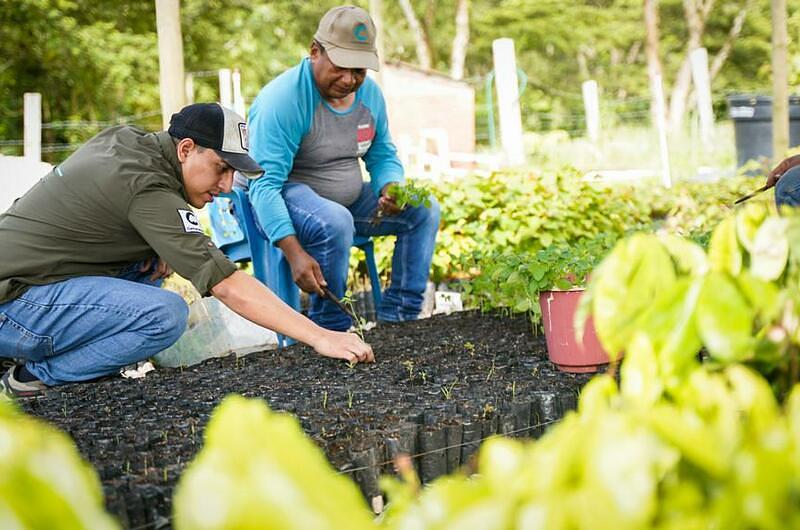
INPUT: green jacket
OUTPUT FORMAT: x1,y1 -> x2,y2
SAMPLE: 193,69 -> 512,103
0,126 -> 236,304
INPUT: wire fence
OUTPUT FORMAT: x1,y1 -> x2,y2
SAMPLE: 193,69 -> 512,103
0,108 -> 163,159
41,109 -> 162,130
0,73 -> 765,164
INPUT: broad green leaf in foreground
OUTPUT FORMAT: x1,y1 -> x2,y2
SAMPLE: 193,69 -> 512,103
750,217 -> 789,281
589,235 -> 676,356
696,272 -> 755,362
173,395 -> 374,530
659,234 -> 708,276
735,202 -> 767,253
635,278 -> 703,388
708,217 -> 742,275
620,333 -> 663,407
0,401 -> 119,530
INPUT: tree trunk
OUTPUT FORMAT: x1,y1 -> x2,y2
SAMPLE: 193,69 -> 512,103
626,40 -> 642,64
644,0 -> 665,126
709,5 -> 748,80
668,0 -> 715,132
772,0 -> 789,159
450,0 -> 469,80
398,0 -> 432,70
685,3 -> 748,113
369,0 -> 385,85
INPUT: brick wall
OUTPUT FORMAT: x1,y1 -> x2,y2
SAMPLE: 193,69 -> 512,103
380,63 -> 475,155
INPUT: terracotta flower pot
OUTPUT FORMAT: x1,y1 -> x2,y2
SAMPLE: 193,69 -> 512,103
538,289 -> 614,373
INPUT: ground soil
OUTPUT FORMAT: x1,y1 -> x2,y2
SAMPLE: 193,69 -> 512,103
21,310 -> 594,529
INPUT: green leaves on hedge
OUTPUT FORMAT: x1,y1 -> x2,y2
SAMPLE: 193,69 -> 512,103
369,171 -> 757,285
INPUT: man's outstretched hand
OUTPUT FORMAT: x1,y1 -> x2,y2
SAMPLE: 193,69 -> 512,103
312,329 -> 375,365
766,154 -> 800,189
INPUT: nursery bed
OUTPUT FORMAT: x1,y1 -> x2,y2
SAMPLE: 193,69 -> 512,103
21,310 -> 594,529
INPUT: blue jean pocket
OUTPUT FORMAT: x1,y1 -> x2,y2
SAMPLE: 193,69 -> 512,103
0,313 -> 54,361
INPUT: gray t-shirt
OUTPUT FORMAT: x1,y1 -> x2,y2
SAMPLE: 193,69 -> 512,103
287,101 -> 375,206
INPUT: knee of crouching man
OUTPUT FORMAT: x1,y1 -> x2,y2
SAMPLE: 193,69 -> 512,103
776,166 -> 800,208
157,291 -> 189,342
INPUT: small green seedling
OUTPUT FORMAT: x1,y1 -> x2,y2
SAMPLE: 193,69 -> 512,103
441,381 -> 457,400
340,291 -> 367,341
386,181 -> 433,209
372,180 -> 433,224
486,359 -> 496,382
347,389 -> 354,409
464,341 -> 475,356
402,360 -> 415,380
322,391 -> 328,409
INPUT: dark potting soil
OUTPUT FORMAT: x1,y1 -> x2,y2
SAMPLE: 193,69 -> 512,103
20,310 -> 594,529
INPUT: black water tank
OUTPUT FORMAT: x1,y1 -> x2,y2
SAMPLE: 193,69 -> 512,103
728,94 -> 800,171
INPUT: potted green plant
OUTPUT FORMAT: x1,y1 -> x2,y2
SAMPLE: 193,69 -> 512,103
466,234 -> 618,373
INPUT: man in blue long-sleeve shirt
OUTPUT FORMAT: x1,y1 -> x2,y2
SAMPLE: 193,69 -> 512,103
247,5 -> 440,331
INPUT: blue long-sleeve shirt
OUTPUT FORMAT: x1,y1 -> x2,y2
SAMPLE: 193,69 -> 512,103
247,58 -> 404,244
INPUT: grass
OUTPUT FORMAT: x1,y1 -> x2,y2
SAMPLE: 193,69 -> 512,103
524,121 -> 737,182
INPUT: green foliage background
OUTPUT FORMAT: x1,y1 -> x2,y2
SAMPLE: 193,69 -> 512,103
2,0 -> 798,159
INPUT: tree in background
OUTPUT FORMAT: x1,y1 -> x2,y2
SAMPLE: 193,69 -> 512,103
0,0 -> 795,162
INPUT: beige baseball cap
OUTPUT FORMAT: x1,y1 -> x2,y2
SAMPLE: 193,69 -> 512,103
314,6 -> 380,71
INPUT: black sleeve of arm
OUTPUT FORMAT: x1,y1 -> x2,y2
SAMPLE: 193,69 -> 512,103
128,190 -> 237,295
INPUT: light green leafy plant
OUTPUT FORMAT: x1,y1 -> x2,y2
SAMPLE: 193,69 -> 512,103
464,232 -> 618,327
385,181 -> 433,210
580,202 -> 800,397
173,395 -> 374,530
371,180 -> 434,225
361,170 -> 755,285
0,401 -> 119,530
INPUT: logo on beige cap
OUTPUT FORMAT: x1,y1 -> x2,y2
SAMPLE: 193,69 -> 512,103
354,23 -> 368,41
238,123 -> 248,151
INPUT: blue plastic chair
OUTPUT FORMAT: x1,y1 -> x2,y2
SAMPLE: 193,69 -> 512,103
209,187 -> 382,348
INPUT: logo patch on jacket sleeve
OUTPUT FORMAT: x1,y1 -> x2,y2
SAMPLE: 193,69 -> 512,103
178,209 -> 203,234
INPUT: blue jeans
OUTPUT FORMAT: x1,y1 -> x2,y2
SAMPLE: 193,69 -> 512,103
776,166 -> 800,208
277,182 -> 440,331
0,262 -> 188,386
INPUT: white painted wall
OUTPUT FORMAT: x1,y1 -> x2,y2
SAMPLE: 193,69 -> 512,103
0,156 -> 52,213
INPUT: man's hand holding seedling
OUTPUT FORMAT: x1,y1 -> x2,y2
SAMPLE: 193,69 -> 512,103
373,181 -> 433,224
377,183 -> 404,217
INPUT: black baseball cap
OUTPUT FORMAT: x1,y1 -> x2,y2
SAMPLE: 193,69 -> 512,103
168,103 -> 263,178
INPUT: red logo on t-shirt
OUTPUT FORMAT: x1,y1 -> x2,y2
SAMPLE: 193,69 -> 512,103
357,122 -> 375,156
357,123 -> 375,143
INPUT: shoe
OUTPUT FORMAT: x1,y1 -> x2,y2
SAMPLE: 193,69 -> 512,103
0,365 -> 47,399
0,357 -> 16,371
